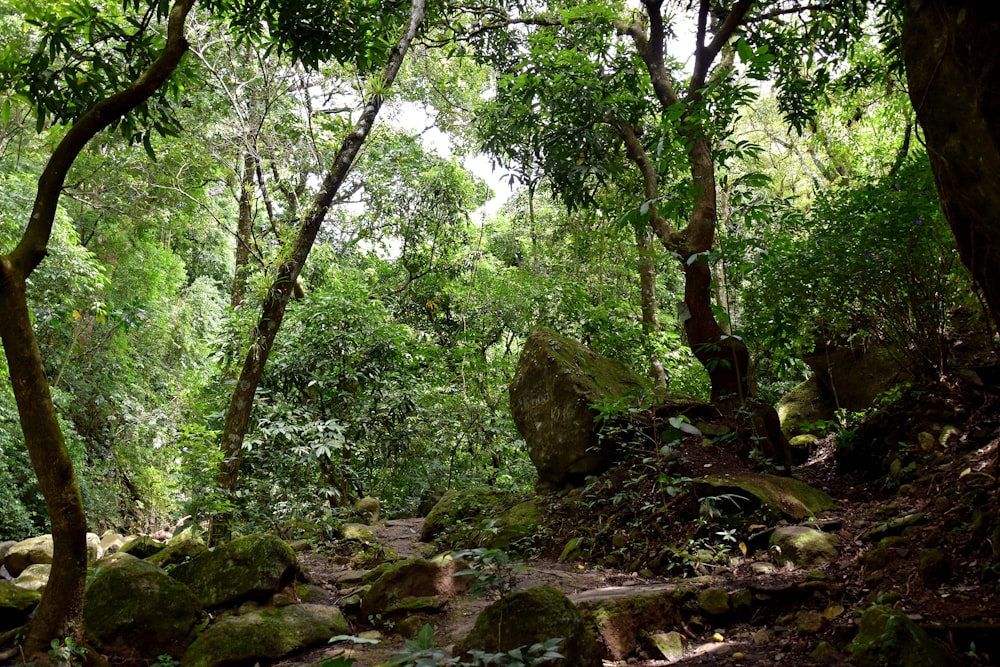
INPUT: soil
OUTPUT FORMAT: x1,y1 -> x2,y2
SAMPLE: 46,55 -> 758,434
276,373 -> 1000,667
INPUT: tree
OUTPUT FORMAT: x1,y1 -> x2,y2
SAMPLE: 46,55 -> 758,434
902,0 -> 1000,327
0,0 -> 195,657
210,0 -> 429,542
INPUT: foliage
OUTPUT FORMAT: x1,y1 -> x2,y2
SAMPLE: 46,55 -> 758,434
738,153 -> 970,380
452,547 -> 527,599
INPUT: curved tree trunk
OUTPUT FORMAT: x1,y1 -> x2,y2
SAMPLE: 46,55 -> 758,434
903,0 -> 1000,324
0,1 -> 194,659
209,0 -> 428,544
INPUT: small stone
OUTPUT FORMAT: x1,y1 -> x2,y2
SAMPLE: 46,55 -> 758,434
796,609 -> 824,634
697,587 -> 730,616
752,629 -> 773,645
917,431 -> 935,451
918,548 -> 950,587
650,631 -> 684,660
559,537 -> 584,562
612,534 -> 628,549
811,641 -> 839,663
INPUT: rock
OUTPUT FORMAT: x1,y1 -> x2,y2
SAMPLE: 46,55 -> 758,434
0,580 -> 41,631
697,587 -> 731,615
0,541 -> 15,562
777,376 -> 836,438
146,529 -> 207,568
353,496 -> 381,524
509,328 -> 646,489
559,537 -> 584,562
340,523 -> 378,542
417,486 -> 447,517
361,557 -> 469,617
802,344 -> 908,412
181,604 -> 348,667
455,586 -> 601,667
573,584 -> 692,660
918,548 -> 950,587
119,535 -> 166,559
812,641 -> 840,663
651,631 -> 685,660
14,563 -> 50,592
849,604 -> 956,667
83,553 -> 200,661
796,609 -> 825,634
170,534 -> 297,610
100,530 -> 125,555
695,473 -> 837,521
769,526 -> 839,569
3,535 -> 54,577
490,500 -> 542,549
420,489 -> 520,544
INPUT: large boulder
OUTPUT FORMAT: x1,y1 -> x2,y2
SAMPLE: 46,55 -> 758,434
802,344 -> 907,412
83,553 -> 201,661
361,557 -> 470,617
455,585 -> 602,667
181,604 -> 348,667
777,376 -> 836,438
510,328 -> 646,489
146,529 -> 207,568
14,564 -> 51,592
849,604 -> 956,667
694,473 -> 836,521
170,534 -> 297,610
0,580 -> 41,631
2,533 -> 101,576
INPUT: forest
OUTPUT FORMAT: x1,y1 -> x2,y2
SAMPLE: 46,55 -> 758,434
1,0 -> 999,665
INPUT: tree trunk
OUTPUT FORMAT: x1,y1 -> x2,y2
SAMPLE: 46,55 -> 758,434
0,2 -> 194,659
209,0 -> 428,544
903,0 -> 1000,324
0,265 -> 88,659
232,150 -> 257,308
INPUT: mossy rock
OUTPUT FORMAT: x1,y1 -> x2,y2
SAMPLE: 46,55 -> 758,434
849,605 -> 956,667
0,580 -> 41,631
361,557 -> 468,617
170,534 -> 297,610
456,586 -> 601,667
119,535 -> 166,559
777,376 -> 836,438
146,529 -> 207,568
340,523 -> 378,542
419,489 -> 521,544
770,526 -> 839,569
181,604 -> 348,667
694,472 -> 836,521
353,496 -> 381,524
83,553 -> 200,661
486,500 -> 541,549
575,585 -> 691,660
13,563 -> 50,592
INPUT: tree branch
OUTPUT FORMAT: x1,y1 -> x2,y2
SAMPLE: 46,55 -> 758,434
690,0 -> 755,93
11,0 -> 196,279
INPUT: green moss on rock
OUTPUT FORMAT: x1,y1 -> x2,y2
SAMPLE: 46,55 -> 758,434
181,604 -> 348,667
419,489 -> 521,544
170,534 -> 297,610
456,585 -> 601,667
361,557 -> 467,616
83,553 -> 200,661
695,473 -> 836,520
849,605 -> 956,667
0,580 -> 41,631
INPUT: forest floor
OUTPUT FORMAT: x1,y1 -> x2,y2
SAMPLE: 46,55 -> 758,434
276,374 -> 1000,666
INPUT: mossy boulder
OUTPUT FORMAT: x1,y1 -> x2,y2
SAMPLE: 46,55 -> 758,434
170,534 -> 297,610
83,553 -> 200,661
181,604 -> 348,667
353,496 -> 381,524
694,472 -> 836,521
777,376 -> 836,438
361,557 -> 469,617
14,563 -> 50,592
146,529 -> 207,568
0,580 -> 41,631
574,584 -> 691,660
420,489 -> 520,544
488,500 -> 541,549
340,523 -> 378,542
849,605 -> 956,667
119,535 -> 166,559
509,327 -> 647,489
455,586 -> 601,667
4,535 -> 54,576
770,526 -> 839,569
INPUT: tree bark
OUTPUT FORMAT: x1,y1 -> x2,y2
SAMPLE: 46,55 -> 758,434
0,0 -> 194,659
210,0 -> 428,543
903,0 -> 1000,324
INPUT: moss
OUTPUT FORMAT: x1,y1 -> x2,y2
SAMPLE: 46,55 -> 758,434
146,530 -> 207,568
0,581 -> 41,631
697,587 -> 730,616
170,534 -> 297,610
181,604 -> 348,667
83,553 -> 200,661
850,605 -> 956,667
419,489 -> 522,545
695,472 -> 836,520
577,587 -> 690,661
456,586 -> 601,667
361,557 -> 466,616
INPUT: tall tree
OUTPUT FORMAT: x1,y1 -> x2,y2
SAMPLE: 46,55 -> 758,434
210,0 -> 429,542
0,0 -> 195,657
902,0 -> 1000,326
